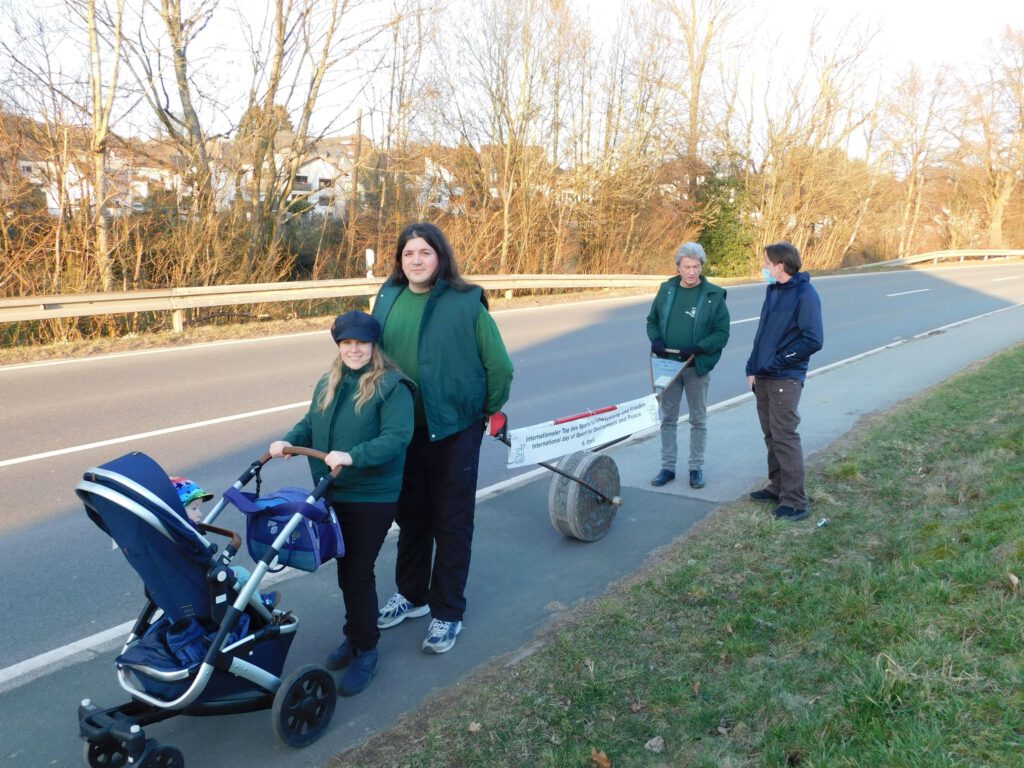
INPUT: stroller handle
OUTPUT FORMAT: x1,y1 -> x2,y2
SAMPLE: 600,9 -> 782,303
259,447 -> 344,478
196,522 -> 242,553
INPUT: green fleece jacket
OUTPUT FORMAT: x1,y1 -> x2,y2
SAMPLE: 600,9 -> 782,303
646,275 -> 730,376
282,366 -> 414,502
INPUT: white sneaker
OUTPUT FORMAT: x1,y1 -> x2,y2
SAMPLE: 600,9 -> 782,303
421,618 -> 463,654
377,593 -> 429,629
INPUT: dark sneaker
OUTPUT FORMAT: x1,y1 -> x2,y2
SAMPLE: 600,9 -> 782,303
774,505 -> 809,521
325,638 -> 355,671
689,470 -> 705,488
650,469 -> 675,487
421,619 -> 463,654
338,648 -> 378,696
377,593 -> 430,629
749,488 -> 780,503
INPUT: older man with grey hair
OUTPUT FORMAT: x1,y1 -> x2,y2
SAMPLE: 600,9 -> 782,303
646,241 -> 731,488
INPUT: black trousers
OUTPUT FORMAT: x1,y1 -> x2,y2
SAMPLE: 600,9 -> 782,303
395,420 -> 484,623
332,499 -> 398,651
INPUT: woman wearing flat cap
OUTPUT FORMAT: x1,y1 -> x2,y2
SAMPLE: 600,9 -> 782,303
269,309 -> 414,697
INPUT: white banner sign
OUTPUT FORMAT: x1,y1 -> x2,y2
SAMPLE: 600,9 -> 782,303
506,394 -> 660,468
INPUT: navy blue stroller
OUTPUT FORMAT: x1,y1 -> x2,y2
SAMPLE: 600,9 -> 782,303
75,448 -> 341,768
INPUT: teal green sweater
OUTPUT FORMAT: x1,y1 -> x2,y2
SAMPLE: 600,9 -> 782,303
282,366 -> 414,502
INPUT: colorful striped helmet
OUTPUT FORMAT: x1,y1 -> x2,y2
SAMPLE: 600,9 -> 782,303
169,476 -> 214,507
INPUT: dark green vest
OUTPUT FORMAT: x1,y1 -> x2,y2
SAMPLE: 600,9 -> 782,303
373,280 -> 486,441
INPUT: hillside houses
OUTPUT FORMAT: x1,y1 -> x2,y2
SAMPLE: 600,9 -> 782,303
1,112 -> 377,220
3,110 -> 606,223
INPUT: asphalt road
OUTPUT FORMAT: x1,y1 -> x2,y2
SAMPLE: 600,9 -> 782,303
0,262 -> 1022,766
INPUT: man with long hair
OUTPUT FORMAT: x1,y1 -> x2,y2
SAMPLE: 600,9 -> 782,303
372,222 -> 514,654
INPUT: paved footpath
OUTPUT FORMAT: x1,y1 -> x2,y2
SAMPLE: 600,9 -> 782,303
2,304 -> 1022,767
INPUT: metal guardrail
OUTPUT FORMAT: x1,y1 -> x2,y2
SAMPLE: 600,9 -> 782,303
5,248 -> 1018,326
0,274 -> 667,326
850,249 -> 1024,269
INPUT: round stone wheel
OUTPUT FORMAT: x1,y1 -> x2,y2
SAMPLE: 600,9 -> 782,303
547,451 -> 621,541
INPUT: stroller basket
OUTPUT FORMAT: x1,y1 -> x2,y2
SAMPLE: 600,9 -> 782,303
223,486 -> 344,572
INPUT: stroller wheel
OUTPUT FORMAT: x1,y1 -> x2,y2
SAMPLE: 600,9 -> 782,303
272,664 -> 337,747
83,740 -> 128,768
140,745 -> 184,768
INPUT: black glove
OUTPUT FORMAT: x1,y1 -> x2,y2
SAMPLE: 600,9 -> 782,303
677,345 -> 705,360
650,338 -> 668,358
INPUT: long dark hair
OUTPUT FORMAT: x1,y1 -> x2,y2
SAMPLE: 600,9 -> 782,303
388,222 -> 485,304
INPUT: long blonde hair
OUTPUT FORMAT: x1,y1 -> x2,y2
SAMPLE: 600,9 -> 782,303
316,344 -> 399,414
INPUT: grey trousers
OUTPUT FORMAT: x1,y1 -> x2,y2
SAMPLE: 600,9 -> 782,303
659,367 -> 709,471
753,377 -> 807,510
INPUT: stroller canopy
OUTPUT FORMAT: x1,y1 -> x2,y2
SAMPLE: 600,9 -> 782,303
77,452 -> 216,624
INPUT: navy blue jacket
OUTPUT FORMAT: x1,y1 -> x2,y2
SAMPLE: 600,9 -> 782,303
745,272 -> 823,381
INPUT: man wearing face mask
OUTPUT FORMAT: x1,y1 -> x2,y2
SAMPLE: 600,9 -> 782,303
745,241 -> 824,521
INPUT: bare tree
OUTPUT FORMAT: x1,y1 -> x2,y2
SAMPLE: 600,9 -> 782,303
120,0 -> 217,212
745,15 -> 878,267
962,28 -> 1024,249
233,0 -> 391,270
365,0 -> 435,248
659,0 -> 740,161
83,0 -> 126,290
1,2 -> 130,298
879,65 -> 951,258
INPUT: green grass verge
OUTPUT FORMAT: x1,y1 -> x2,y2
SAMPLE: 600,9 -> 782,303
334,344 -> 1024,768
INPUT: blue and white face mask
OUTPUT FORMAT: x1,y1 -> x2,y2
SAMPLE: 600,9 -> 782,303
762,267 -> 777,285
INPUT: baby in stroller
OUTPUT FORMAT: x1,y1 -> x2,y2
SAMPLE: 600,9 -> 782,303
76,451 -> 338,768
170,475 -> 278,610
168,476 -> 212,524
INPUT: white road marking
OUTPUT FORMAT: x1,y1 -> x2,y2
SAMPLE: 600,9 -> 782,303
991,276 -> 1020,282
887,288 -> 931,297
0,402 -> 309,468
0,567 -> 297,695
0,622 -> 133,695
